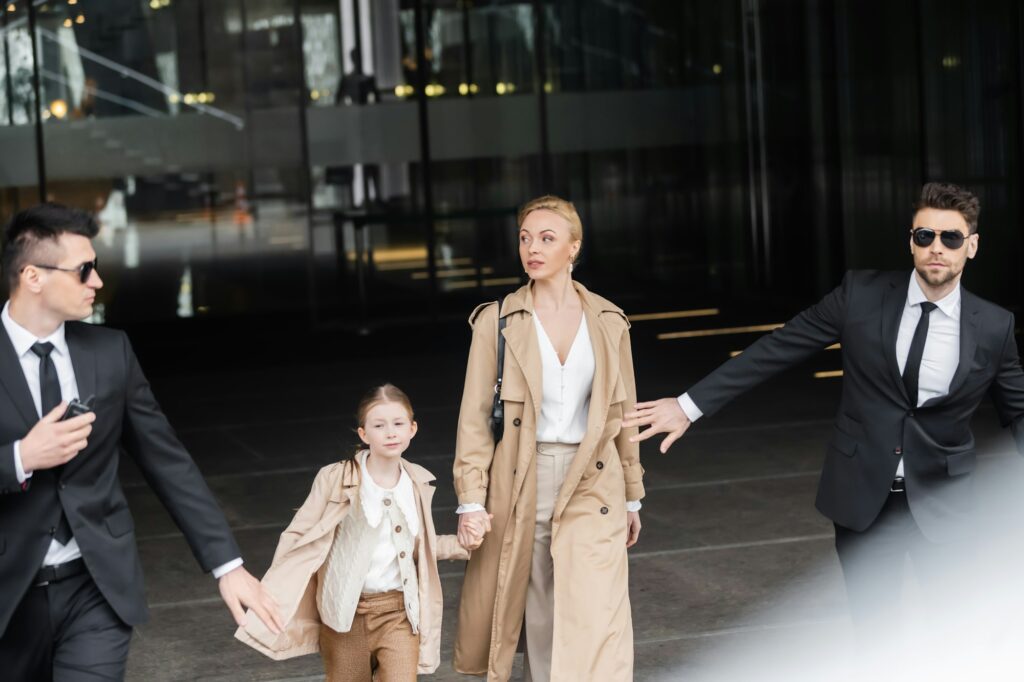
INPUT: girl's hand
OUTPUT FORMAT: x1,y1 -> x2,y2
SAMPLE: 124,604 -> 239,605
626,511 -> 642,548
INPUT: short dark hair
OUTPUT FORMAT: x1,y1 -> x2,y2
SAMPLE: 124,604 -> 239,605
2,203 -> 100,291
914,182 -> 980,233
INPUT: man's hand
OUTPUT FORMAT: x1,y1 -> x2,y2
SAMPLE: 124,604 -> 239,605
626,511 -> 642,548
458,509 -> 492,550
623,398 -> 692,453
458,513 -> 493,551
218,566 -> 283,634
20,403 -> 95,473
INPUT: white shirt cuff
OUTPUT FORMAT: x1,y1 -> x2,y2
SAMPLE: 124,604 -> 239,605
456,503 -> 486,514
626,500 -> 642,512
212,557 -> 243,579
677,393 -> 703,423
13,440 -> 32,484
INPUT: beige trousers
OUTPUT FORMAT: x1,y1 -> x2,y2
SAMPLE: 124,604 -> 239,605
319,590 -> 419,682
524,442 -> 578,682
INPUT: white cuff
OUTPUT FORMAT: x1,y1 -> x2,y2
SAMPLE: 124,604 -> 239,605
626,500 -> 642,512
212,557 -> 244,579
677,393 -> 703,423
13,441 -> 31,484
456,503 -> 486,514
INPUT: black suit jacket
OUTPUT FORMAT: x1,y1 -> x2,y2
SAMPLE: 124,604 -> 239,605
688,270 -> 1024,542
0,319 -> 240,635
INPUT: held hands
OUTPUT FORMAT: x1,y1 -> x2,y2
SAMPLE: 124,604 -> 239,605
219,566 -> 283,634
458,510 -> 493,551
19,403 -> 96,473
622,398 -> 692,454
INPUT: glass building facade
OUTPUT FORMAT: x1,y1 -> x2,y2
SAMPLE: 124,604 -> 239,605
1,0 -> 1021,331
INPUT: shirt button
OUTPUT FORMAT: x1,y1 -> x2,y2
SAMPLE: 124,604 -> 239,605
399,551 -> 406,559
395,526 -> 402,533
596,461 -> 604,470
600,507 -> 609,515
383,499 -> 392,506
513,418 -> 521,427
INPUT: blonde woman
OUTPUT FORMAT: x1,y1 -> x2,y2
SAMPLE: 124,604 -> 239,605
453,196 -> 645,681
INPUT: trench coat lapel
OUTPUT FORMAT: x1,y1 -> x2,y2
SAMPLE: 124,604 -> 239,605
500,288 -> 543,422
553,283 -> 621,521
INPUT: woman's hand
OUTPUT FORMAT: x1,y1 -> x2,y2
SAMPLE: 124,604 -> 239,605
458,511 -> 493,550
626,511 -> 642,548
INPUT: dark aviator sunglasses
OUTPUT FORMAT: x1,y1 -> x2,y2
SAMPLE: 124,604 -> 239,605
910,228 -> 971,250
28,258 -> 98,283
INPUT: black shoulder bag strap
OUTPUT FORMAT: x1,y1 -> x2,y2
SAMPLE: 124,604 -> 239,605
491,298 -> 509,443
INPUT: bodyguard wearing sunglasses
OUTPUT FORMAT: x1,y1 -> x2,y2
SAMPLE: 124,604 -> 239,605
624,182 -> 1024,638
0,204 -> 281,680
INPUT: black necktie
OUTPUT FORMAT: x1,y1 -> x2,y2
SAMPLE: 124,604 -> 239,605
30,342 -> 73,545
902,302 -> 938,408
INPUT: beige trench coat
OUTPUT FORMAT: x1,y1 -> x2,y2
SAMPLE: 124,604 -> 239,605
234,455 -> 468,674
453,281 -> 645,681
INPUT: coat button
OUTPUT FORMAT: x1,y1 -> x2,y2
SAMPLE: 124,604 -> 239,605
894,447 -> 902,456
404,578 -> 408,585
399,551 -> 406,559
383,499 -> 392,506
49,527 -> 56,535
59,482 -> 66,490
907,410 -> 914,417
395,526 -> 402,533
600,506 -> 609,515
513,418 -> 521,427
596,461 -> 604,470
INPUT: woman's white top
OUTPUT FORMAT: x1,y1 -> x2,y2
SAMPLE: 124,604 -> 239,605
534,313 -> 595,444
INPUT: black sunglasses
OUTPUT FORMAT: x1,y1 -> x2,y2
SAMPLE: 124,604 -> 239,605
910,228 -> 970,250
29,258 -> 98,283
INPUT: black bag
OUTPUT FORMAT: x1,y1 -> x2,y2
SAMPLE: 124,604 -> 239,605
490,308 -> 508,443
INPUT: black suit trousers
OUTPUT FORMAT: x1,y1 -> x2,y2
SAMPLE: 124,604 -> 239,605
0,570 -> 132,682
833,491 -> 967,639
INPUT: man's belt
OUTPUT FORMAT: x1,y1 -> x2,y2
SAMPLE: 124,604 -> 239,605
34,558 -> 87,587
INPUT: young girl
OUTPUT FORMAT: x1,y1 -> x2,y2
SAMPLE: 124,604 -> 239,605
236,384 -> 486,680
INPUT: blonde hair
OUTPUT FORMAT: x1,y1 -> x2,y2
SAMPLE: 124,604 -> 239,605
517,195 -> 583,262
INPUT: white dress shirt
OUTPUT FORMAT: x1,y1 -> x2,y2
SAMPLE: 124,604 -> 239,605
893,273 -> 960,475
358,451 -> 420,593
3,302 -> 242,578
677,272 -> 962,479
4,303 -> 84,567
459,313 -> 640,514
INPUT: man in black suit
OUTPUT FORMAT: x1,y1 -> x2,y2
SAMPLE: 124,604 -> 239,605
624,182 -> 1024,631
0,204 -> 281,680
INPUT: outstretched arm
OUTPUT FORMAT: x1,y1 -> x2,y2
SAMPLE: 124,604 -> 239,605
119,332 -> 280,632
625,272 -> 852,452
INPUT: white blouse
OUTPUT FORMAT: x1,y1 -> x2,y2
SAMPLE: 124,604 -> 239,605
534,313 -> 595,444
358,451 -> 419,593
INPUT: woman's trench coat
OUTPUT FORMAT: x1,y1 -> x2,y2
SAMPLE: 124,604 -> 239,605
452,281 -> 645,681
